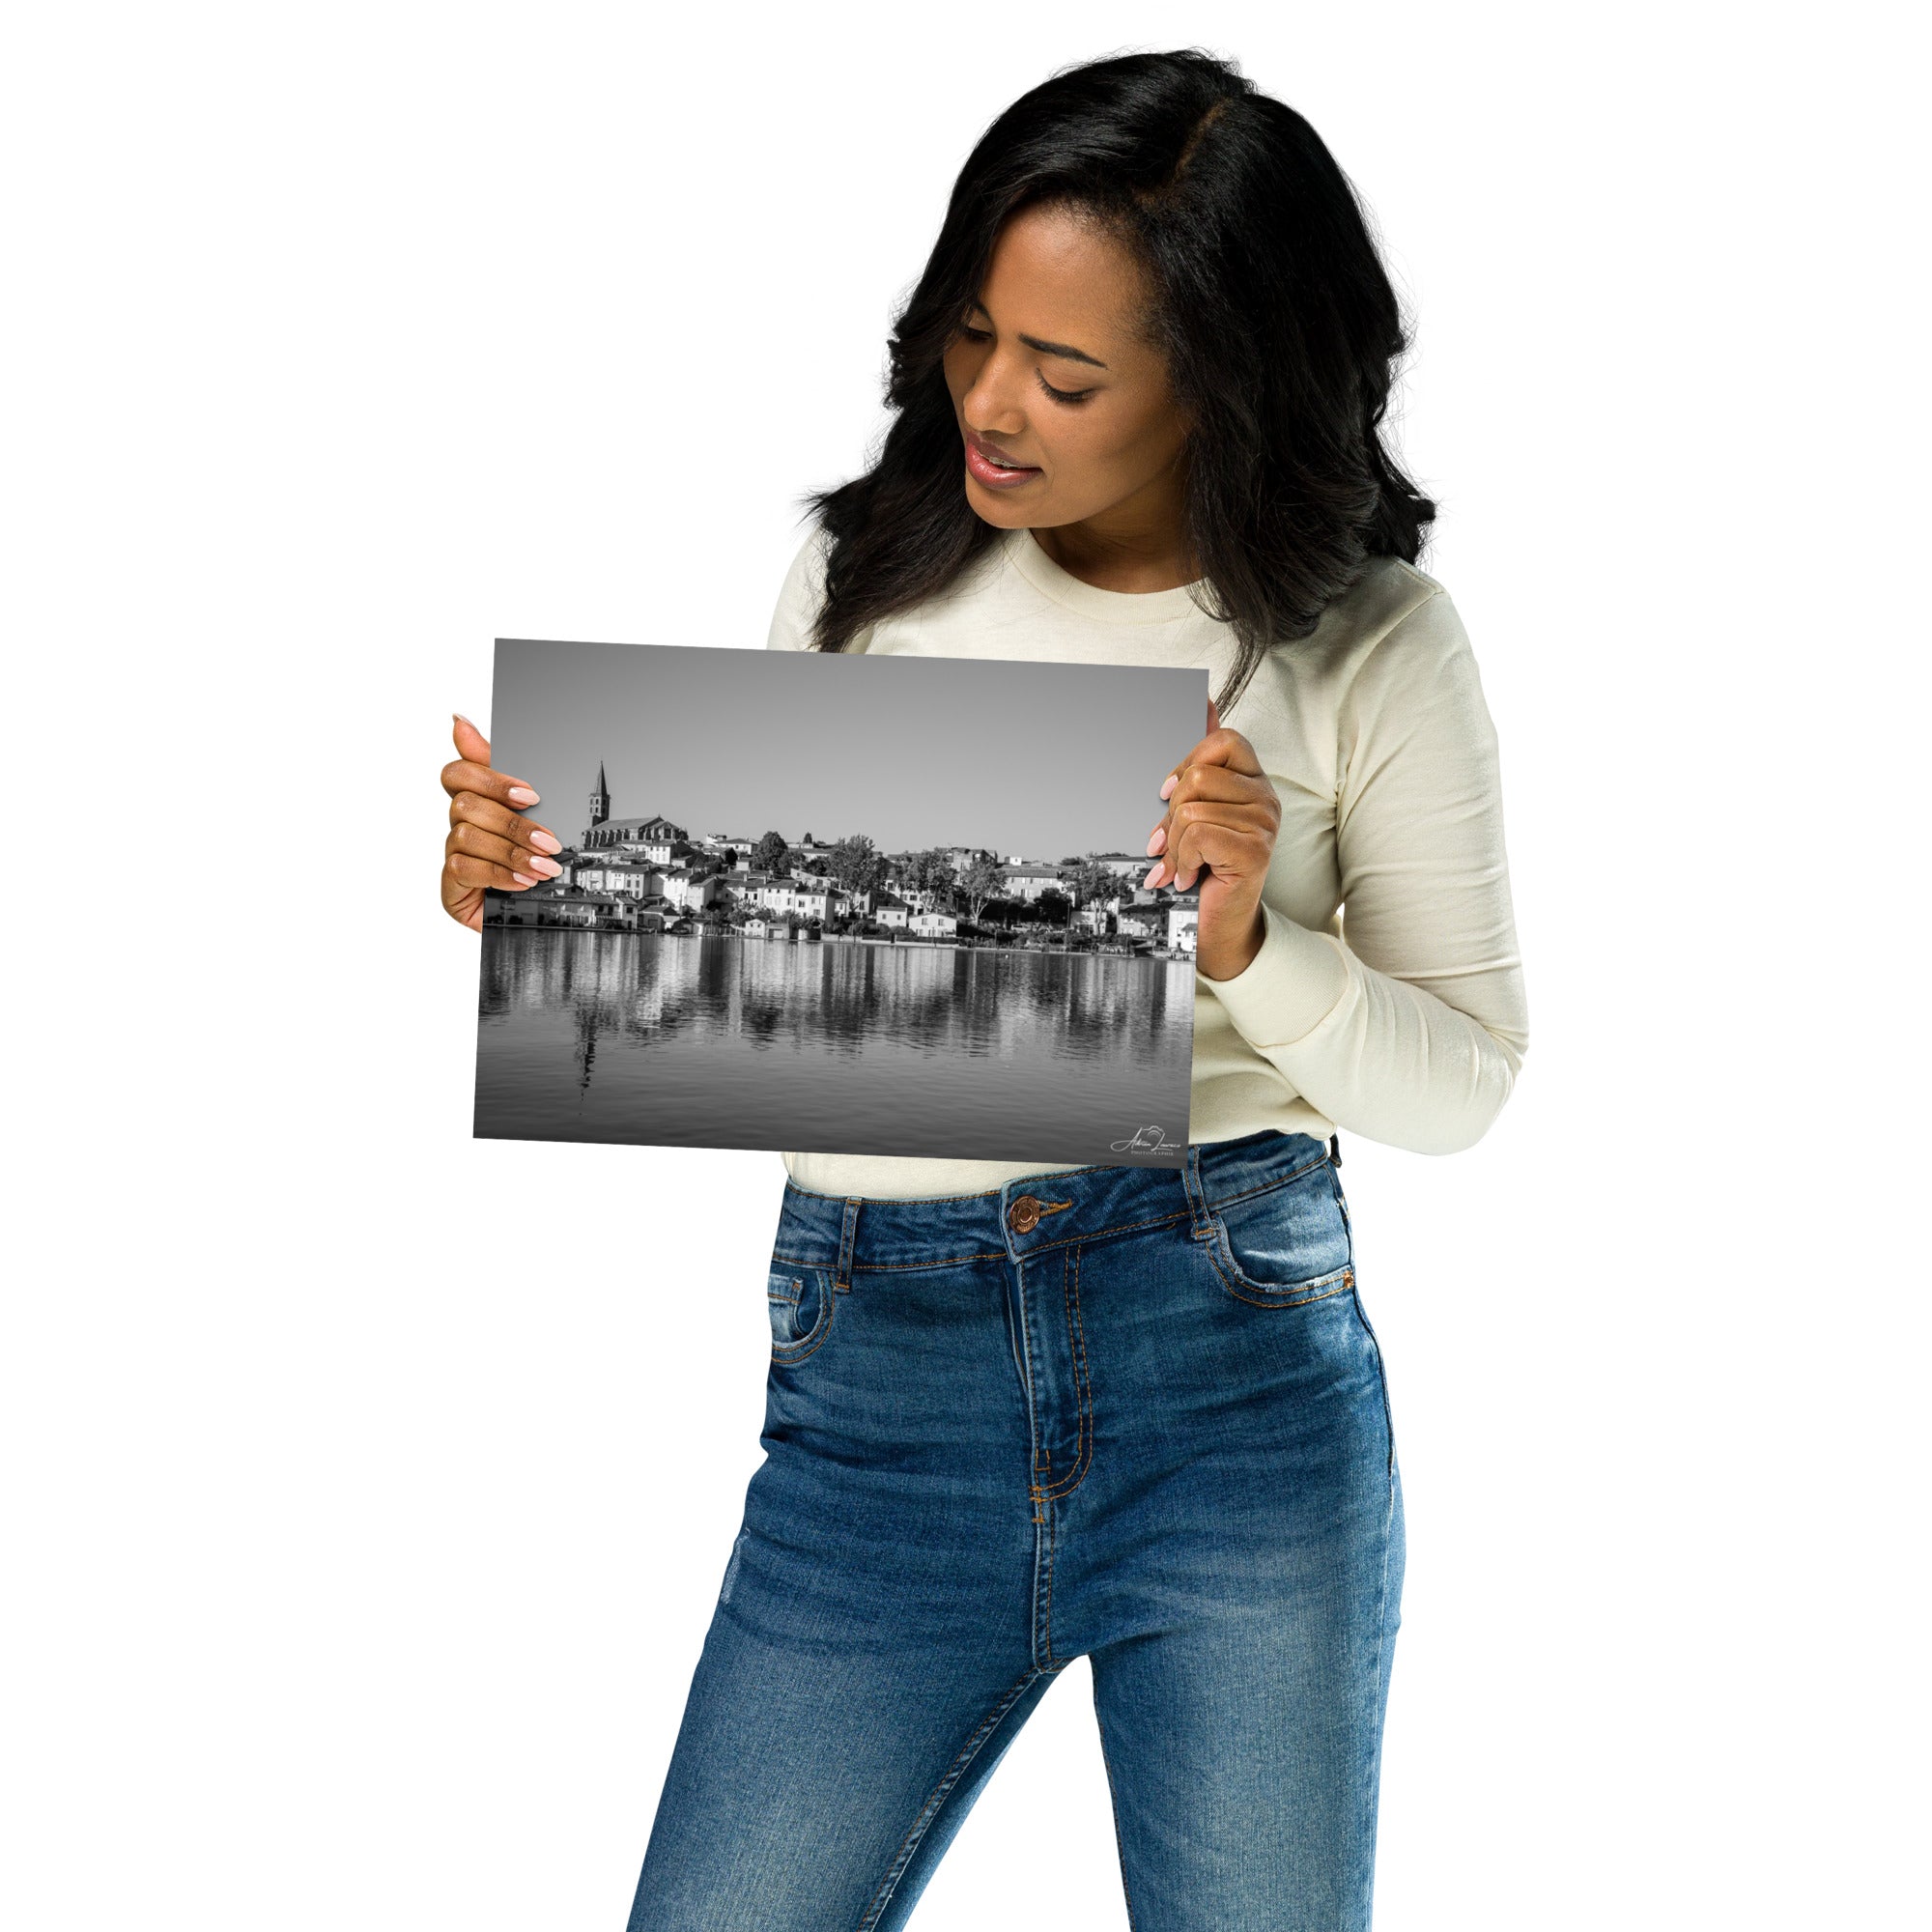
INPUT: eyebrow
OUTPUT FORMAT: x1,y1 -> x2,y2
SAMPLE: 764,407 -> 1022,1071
967,300 -> 1108,369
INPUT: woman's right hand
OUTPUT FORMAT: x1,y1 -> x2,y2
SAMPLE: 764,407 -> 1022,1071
440,714 -> 564,932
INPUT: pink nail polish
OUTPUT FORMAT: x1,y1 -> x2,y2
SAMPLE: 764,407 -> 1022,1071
528,829 -> 562,855
512,871 -> 537,886
1146,827 -> 1166,856
1160,775 -> 1177,799
528,856 -> 561,877
1144,863 -> 1163,887
507,786 -> 539,806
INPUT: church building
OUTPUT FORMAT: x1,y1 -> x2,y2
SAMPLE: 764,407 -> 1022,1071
581,761 -> 688,853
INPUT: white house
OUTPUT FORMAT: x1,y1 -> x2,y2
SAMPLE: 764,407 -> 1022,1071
910,910 -> 959,938
890,883 -> 953,916
756,882 -> 835,922
1166,905 -> 1199,953
576,862 -> 661,898
663,869 -> 725,912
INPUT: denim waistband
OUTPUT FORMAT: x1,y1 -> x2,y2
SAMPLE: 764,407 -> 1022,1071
774,1129 -> 1334,1278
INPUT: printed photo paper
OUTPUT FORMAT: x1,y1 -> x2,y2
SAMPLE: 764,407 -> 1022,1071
473,637 -> 1207,1167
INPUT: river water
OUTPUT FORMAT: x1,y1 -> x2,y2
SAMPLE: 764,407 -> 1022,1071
473,928 -> 1196,1166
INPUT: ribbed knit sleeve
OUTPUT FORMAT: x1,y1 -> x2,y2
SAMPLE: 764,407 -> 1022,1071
1203,588 -> 1530,1153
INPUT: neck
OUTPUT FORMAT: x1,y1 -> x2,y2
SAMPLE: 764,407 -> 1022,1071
1025,496 -> 1198,594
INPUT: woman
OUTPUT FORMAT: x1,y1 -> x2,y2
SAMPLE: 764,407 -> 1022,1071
441,49 -> 1527,1931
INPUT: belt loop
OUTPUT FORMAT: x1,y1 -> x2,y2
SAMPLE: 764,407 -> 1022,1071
836,1196 -> 864,1292
1328,1132 -> 1342,1169
1181,1144 -> 1211,1238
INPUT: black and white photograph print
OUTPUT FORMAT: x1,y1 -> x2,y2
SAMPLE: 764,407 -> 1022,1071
473,637 -> 1209,1166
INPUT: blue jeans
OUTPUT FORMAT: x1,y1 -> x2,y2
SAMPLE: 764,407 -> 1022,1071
626,1129 -> 1405,1930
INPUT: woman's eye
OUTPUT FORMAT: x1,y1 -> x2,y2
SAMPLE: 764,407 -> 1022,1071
954,324 -> 1092,404
1037,373 -> 1093,406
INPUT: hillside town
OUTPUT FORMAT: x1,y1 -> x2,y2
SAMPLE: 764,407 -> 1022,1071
484,762 -> 1200,958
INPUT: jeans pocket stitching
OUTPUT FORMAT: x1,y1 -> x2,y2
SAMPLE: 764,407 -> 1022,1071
1203,1211 -> 1355,1308
770,1264 -> 837,1364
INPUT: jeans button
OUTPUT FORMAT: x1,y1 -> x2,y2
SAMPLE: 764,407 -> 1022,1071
1008,1195 -> 1041,1234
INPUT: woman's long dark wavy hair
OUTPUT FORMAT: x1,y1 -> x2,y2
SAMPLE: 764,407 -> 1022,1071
799,47 -> 1436,715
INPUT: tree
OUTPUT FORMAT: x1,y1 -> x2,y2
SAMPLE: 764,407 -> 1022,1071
828,834 -> 887,907
1067,854 -> 1123,916
959,853 -> 1007,925
753,830 -> 789,873
901,847 -> 957,911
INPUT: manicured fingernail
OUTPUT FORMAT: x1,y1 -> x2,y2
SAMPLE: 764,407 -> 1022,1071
454,711 -> 474,725
507,786 -> 539,805
528,829 -> 562,855
512,871 -> 537,887
1144,863 -> 1164,887
1146,826 -> 1167,856
527,855 -> 561,877
1159,775 -> 1178,799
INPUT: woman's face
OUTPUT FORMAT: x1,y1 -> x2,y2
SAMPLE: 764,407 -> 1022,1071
940,202 -> 1190,538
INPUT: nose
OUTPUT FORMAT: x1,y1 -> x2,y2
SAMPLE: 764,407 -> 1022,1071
959,352 -> 1028,436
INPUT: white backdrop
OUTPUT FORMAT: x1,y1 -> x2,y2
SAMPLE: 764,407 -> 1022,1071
6,4 -> 1923,1927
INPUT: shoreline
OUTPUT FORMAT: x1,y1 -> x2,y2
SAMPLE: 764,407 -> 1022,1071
481,923 -> 1193,962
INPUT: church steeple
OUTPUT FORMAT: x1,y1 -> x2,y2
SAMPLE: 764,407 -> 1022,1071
589,761 -> 610,832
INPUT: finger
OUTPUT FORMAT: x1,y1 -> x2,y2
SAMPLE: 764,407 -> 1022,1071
440,756 -> 543,810
447,820 -> 563,877
1160,725 -> 1260,798
1148,807 -> 1273,890
440,874 -> 486,931
1145,768 -> 1273,869
446,850 -> 545,892
447,789 -> 562,854
1160,762 -> 1270,810
452,712 -> 492,766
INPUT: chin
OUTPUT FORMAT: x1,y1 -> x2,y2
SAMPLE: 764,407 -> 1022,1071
966,485 -> 1049,526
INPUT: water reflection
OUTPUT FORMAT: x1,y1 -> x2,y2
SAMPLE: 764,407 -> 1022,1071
474,929 -> 1196,1165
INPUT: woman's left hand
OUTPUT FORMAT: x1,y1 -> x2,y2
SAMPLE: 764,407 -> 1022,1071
1144,697 -> 1280,981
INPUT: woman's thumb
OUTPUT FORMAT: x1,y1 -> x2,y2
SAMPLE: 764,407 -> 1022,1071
452,711 -> 492,764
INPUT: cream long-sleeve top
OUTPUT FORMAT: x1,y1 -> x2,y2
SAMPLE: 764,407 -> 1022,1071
765,521 -> 1528,1201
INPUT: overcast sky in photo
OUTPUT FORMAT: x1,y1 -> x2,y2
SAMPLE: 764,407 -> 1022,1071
487,639 -> 1210,859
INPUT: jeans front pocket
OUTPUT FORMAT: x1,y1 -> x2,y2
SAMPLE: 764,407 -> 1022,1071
1206,1154 -> 1355,1308
767,1262 -> 837,1364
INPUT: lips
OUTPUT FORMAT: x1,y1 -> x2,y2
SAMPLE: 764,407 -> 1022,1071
962,431 -> 1043,483
966,432 -> 1039,473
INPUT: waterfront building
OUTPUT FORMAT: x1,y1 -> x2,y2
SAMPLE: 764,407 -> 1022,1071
576,861 -> 662,898
663,869 -> 726,912
1001,863 -> 1066,904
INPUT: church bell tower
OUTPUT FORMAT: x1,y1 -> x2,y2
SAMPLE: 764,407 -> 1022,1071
589,760 -> 611,836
